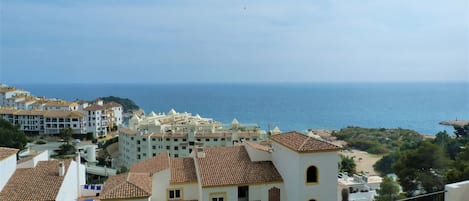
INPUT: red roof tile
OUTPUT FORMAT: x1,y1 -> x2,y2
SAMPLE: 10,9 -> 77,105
0,147 -> 18,161
270,131 -> 341,153
129,152 -> 169,175
99,173 -> 151,200
196,146 -> 283,187
170,158 -> 197,184
0,160 -> 71,201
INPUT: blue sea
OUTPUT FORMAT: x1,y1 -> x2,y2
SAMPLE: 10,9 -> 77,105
14,82 -> 469,135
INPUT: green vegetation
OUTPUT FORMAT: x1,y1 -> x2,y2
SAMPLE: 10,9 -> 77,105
375,176 -> 400,201
54,144 -> 76,157
332,127 -> 423,154
0,118 -> 28,150
99,96 -> 139,113
35,140 -> 47,145
339,156 -> 357,174
60,127 -> 73,145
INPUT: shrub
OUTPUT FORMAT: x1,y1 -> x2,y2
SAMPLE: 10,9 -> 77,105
35,140 -> 47,145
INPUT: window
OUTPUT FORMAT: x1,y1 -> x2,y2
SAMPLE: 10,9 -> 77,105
214,138 -> 218,142
137,140 -> 140,145
152,138 -> 156,141
221,138 -> 225,141
309,199 -> 317,201
166,138 -> 170,141
174,146 -> 179,150
205,138 -> 210,142
306,166 -> 318,183
152,145 -> 156,149
143,138 -> 146,141
182,138 -> 187,142
166,146 -> 170,150
210,192 -> 226,201
182,146 -> 186,150
168,189 -> 182,200
174,138 -> 178,142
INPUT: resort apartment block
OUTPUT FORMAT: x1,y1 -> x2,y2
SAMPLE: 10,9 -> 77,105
100,131 -> 341,201
119,110 -> 272,168
0,83 -> 123,136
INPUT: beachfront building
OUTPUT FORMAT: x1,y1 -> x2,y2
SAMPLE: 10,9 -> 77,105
44,100 -> 79,111
119,111 -> 266,168
337,173 -> 382,201
0,147 -> 87,201
0,85 -> 31,106
84,99 -> 123,138
0,108 -> 87,134
128,108 -> 220,133
101,131 -> 341,201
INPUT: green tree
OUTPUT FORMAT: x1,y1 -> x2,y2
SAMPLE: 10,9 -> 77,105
446,145 -> 469,183
375,176 -> 400,201
60,127 -> 73,145
374,151 -> 400,176
339,156 -> 357,174
454,124 -> 469,138
393,141 -> 448,196
0,118 -> 28,150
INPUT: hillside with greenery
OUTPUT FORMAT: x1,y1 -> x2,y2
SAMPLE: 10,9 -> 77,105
99,96 -> 140,113
372,125 -> 469,198
332,127 -> 423,154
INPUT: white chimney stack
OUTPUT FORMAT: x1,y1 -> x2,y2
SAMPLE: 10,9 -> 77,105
58,162 -> 65,176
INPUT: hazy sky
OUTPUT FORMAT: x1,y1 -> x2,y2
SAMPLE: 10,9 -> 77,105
1,0 -> 468,84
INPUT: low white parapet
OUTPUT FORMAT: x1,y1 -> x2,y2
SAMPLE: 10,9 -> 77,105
445,180 -> 469,201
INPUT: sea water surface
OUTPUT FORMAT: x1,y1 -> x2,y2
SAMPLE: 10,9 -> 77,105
15,82 -> 469,135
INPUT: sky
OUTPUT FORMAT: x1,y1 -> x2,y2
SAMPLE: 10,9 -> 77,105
0,0 -> 468,84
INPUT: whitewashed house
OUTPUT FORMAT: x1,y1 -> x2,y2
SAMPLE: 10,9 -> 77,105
102,131 -> 341,201
0,147 -> 86,201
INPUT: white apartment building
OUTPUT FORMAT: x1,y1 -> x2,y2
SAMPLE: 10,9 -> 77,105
0,85 -> 30,106
44,100 -> 79,111
129,108 -> 220,133
0,147 -> 87,201
101,131 -> 341,201
118,122 -> 266,168
0,108 -> 87,134
84,100 -> 123,138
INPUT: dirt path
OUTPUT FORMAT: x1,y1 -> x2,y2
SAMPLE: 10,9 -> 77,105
339,149 -> 383,176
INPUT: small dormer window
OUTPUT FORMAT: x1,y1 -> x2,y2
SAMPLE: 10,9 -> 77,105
306,166 -> 318,183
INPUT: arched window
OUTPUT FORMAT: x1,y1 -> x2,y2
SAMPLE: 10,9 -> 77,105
306,166 -> 318,183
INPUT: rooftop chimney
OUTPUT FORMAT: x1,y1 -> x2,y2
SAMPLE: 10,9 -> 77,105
196,147 -> 205,158
58,161 -> 65,176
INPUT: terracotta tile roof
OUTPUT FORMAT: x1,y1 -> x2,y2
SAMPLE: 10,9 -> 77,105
103,102 -> 122,109
129,152 -> 169,175
119,128 -> 137,136
44,110 -> 84,118
99,173 -> 151,200
44,100 -> 77,107
170,158 -> 197,184
196,146 -> 283,187
0,160 -> 71,201
0,108 -> 17,115
238,132 -> 261,138
83,104 -> 105,111
15,110 -> 46,116
195,133 -> 232,138
270,131 -> 341,153
245,141 -> 272,152
0,87 -> 18,93
0,147 -> 18,161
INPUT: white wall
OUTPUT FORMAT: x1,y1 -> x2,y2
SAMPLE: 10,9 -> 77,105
17,150 -> 49,169
55,161 -> 86,201
0,153 -> 17,192
202,186 -> 237,201
271,141 -> 301,201
245,144 -> 271,162
249,183 -> 285,201
445,180 -> 469,201
271,141 -> 339,201
152,169 -> 170,201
